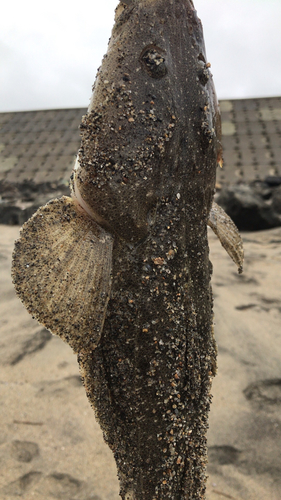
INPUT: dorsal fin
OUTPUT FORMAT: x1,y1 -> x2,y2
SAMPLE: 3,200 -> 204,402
208,201 -> 244,273
12,196 -> 113,353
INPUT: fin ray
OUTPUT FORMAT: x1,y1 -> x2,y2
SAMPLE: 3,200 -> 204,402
12,196 -> 113,353
208,201 -> 244,273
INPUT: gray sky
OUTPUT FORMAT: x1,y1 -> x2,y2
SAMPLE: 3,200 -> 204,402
1,0 -> 281,112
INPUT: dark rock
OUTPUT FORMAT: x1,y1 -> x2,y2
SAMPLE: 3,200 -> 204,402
264,176 -> 281,187
0,180 -> 69,225
251,180 -> 272,200
272,185 -> 281,214
216,183 -> 281,231
0,204 -> 25,225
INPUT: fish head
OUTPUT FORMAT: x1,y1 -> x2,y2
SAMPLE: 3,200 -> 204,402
73,0 -> 222,243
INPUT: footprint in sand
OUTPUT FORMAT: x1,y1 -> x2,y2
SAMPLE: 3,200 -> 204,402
37,472 -> 82,499
244,379 -> 281,405
208,445 -> 241,466
10,440 -> 39,462
3,471 -> 42,496
9,328 -> 52,365
3,471 -> 97,499
36,375 -> 82,397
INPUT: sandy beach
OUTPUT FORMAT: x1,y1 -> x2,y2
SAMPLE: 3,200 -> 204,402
0,223 -> 280,500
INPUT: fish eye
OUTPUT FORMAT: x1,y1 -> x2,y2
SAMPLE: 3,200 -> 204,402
140,45 -> 168,79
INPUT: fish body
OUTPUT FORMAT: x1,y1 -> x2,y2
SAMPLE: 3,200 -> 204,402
74,4 -> 220,496
12,1 -> 243,499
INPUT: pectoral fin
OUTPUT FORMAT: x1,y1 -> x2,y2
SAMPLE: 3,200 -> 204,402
208,201 -> 244,273
12,196 -> 113,353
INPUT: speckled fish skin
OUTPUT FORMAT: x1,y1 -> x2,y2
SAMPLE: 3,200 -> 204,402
76,1 -> 220,498
73,0 -> 222,243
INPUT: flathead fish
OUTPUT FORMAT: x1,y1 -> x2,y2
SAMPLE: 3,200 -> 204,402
12,1 -> 243,499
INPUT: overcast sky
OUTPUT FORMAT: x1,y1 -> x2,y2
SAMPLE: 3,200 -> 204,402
1,0 -> 280,112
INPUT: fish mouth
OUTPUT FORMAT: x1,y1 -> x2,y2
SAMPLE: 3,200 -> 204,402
114,1 -> 135,29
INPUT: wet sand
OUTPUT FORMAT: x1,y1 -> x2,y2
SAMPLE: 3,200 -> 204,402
0,224 -> 280,500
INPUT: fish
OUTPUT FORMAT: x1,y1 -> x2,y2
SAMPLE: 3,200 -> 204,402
12,1 -> 243,499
